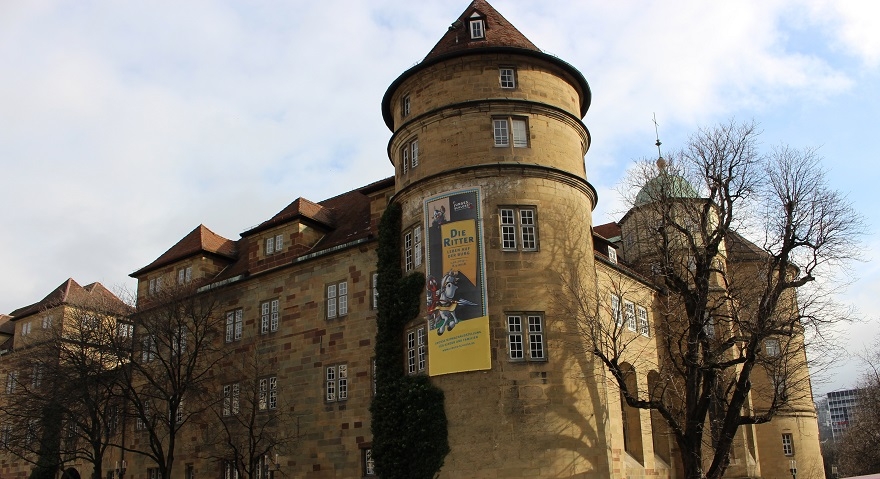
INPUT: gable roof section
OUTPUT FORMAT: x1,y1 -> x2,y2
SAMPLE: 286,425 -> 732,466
213,182 -> 382,282
424,0 -> 539,61
241,197 -> 336,237
8,278 -> 126,319
131,224 -> 237,277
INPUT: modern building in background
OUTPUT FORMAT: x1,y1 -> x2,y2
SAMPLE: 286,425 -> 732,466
826,388 -> 861,439
1,1 -> 825,478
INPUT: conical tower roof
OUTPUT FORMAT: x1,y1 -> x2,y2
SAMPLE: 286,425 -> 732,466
423,0 -> 539,61
382,0 -> 591,129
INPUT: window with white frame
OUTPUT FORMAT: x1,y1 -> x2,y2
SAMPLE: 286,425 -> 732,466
42,315 -> 53,329
493,117 -> 528,148
499,67 -> 516,88
21,320 -> 32,336
118,322 -> 134,338
607,247 -> 618,264
223,462 -> 239,479
226,309 -> 243,343
624,301 -> 636,331
175,400 -> 184,424
611,294 -> 621,326
401,94 -> 411,118
172,325 -> 187,356
401,138 -> 419,175
703,313 -> 716,339
31,365 -> 43,389
404,225 -> 423,271
142,336 -> 157,362
258,376 -> 278,411
265,233 -> 284,255
507,313 -> 546,361
407,326 -> 427,375
148,276 -> 163,295
363,448 -> 376,476
5,371 -> 16,394
765,338 -> 780,356
782,433 -> 794,456
326,364 -> 348,402
372,272 -> 379,310
223,383 -> 240,416
326,281 -> 348,319
177,266 -> 192,284
637,306 -> 650,337
261,299 -> 280,334
469,16 -> 485,39
136,403 -> 150,431
500,207 -> 538,251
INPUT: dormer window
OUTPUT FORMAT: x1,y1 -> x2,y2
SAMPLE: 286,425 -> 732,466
469,13 -> 485,39
265,234 -> 284,255
608,247 -> 618,264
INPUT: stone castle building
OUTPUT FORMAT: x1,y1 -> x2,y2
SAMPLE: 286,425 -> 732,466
1,1 -> 823,478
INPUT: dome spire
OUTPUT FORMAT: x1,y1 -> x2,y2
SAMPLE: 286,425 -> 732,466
653,112 -> 667,171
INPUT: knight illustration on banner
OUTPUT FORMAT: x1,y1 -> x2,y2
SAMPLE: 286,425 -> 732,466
427,270 -> 478,335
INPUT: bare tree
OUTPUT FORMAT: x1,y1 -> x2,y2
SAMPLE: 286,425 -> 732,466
570,120 -> 861,479
0,285 -> 131,479
115,284 -> 227,479
836,337 -> 880,476
202,343 -> 297,479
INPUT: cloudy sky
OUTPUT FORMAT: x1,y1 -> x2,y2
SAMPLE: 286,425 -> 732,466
1,0 -> 878,395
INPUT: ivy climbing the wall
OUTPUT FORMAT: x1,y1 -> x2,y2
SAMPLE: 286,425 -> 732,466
370,202 -> 449,479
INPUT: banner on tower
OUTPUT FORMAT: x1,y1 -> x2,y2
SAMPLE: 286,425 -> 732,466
424,188 -> 490,376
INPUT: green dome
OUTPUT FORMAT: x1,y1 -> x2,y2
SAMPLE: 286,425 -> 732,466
634,160 -> 699,206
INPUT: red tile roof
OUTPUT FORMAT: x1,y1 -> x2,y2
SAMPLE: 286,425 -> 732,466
131,225 -> 237,277
593,222 -> 621,240
424,0 -> 539,61
241,197 -> 336,237
8,279 -> 127,319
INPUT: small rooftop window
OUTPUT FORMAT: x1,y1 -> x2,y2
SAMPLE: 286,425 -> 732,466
469,13 -> 485,39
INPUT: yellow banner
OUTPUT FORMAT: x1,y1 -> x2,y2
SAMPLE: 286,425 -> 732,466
427,315 -> 491,375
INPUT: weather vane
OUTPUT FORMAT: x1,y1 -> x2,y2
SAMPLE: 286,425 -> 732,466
653,113 -> 667,169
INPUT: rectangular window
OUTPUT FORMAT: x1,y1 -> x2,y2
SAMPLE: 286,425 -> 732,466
402,94 -> 411,117
118,322 -> 134,338
42,315 -> 52,329
172,325 -> 187,356
607,248 -> 618,263
142,336 -> 157,362
177,266 -> 192,284
21,321 -> 32,336
223,462 -> 239,479
624,301 -> 636,331
401,138 -> 418,174
5,371 -> 16,394
149,278 -> 156,295
507,314 -> 546,361
499,207 -> 538,251
223,383 -> 241,416
175,400 -> 184,424
414,225 -> 423,267
364,448 -> 376,476
782,433 -> 794,456
326,281 -> 348,319
265,236 -> 275,255
493,118 -> 528,147
404,231 -> 414,271
611,294 -> 621,326
704,314 -> 716,339
406,326 -> 427,375
275,233 -> 284,253
261,299 -> 280,334
469,18 -> 485,39
326,364 -> 348,402
372,272 -> 379,310
637,306 -> 650,337
765,338 -> 780,356
500,67 -> 516,88
258,376 -> 277,411
31,365 -> 43,389
226,309 -> 243,342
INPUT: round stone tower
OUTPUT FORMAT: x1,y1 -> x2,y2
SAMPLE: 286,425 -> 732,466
382,1 -> 609,477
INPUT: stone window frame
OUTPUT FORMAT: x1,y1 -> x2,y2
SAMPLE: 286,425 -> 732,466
499,66 -> 517,89
260,298 -> 280,334
406,325 -> 427,375
401,137 -> 419,174
493,116 -> 529,148
325,364 -> 348,403
326,280 -> 349,319
506,312 -> 547,362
